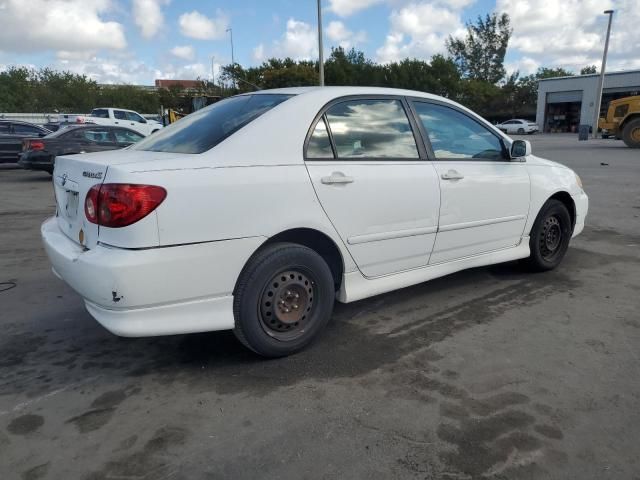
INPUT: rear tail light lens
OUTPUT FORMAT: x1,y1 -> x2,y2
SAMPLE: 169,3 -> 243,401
85,184 -> 166,228
23,140 -> 45,151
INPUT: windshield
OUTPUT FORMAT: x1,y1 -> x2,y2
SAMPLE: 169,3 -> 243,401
132,94 -> 293,154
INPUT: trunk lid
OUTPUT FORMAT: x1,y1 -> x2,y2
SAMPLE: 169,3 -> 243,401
53,154 -> 108,249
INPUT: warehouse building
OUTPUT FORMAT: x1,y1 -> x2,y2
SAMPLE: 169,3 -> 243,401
536,69 -> 640,133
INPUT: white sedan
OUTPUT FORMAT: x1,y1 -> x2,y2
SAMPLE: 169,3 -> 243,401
496,119 -> 539,134
42,87 -> 588,357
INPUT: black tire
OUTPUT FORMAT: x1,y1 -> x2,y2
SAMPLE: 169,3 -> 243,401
233,242 -> 335,357
622,118 -> 640,148
524,199 -> 572,272
517,128 -> 525,134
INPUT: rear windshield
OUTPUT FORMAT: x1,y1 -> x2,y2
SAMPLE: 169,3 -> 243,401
132,94 -> 293,154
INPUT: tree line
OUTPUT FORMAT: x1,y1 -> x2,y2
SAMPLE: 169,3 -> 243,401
0,13 -> 597,121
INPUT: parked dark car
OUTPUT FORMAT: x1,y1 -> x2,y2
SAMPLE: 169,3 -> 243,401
42,121 -> 83,132
18,125 -> 145,174
0,120 -> 52,163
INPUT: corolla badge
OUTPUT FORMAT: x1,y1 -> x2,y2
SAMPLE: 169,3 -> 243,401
82,171 -> 103,179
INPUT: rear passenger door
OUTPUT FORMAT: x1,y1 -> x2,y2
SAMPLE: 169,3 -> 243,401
76,128 -> 117,153
304,96 -> 441,278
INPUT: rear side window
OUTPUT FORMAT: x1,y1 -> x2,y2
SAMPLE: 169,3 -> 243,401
133,94 -> 292,154
113,110 -> 127,120
307,117 -> 334,158
324,99 -> 419,159
91,109 -> 109,118
12,123 -> 44,135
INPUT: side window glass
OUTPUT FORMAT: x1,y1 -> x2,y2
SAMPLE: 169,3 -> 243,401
306,116 -> 333,158
0,123 -> 10,133
126,111 -> 144,123
325,99 -> 419,159
413,102 -> 504,161
113,110 -> 127,120
115,129 -> 144,143
82,129 -> 112,143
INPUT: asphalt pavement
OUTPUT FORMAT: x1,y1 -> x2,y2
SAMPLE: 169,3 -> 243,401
1,134 -> 639,479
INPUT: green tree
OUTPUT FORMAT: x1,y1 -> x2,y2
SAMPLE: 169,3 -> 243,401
446,13 -> 512,84
580,65 -> 597,75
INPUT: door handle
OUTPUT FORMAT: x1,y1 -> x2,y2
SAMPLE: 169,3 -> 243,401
321,172 -> 354,185
441,169 -> 464,180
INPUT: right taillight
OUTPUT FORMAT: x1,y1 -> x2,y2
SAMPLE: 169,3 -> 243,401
85,183 -> 166,228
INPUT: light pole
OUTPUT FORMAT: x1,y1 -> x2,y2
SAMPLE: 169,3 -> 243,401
317,0 -> 324,86
211,55 -> 215,85
592,10 -> 614,138
226,28 -> 236,89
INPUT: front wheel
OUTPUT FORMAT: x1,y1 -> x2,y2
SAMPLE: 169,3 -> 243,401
517,128 -> 525,134
233,243 -> 335,357
524,200 -> 572,271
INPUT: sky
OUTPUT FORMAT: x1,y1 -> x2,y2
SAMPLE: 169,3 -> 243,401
0,0 -> 638,85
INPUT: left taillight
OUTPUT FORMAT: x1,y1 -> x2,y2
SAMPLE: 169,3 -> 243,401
23,139 -> 45,151
85,183 -> 167,228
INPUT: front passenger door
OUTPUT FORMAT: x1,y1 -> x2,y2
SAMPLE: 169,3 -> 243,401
411,101 -> 530,264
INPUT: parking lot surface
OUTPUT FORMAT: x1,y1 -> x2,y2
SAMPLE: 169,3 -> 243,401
1,134 -> 639,479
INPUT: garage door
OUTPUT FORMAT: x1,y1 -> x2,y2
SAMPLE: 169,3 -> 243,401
547,90 -> 583,103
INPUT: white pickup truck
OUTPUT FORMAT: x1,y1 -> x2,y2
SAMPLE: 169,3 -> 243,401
78,108 -> 163,136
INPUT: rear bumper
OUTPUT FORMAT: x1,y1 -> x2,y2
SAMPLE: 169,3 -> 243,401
18,154 -> 53,171
41,216 -> 265,337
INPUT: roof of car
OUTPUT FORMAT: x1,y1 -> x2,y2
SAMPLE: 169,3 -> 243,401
250,86 -> 445,101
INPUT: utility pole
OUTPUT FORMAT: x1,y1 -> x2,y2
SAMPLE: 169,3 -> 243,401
226,28 -> 236,89
211,56 -> 215,85
317,0 -> 324,86
592,10 -> 614,138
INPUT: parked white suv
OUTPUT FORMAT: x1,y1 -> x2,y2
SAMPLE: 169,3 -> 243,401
78,108 -> 162,136
496,119 -> 539,134
42,87 -> 587,357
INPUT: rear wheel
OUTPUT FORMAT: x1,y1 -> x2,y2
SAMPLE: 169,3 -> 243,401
622,118 -> 640,148
524,200 -> 572,271
233,242 -> 335,357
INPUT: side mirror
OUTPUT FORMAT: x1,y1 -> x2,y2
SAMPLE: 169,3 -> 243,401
510,139 -> 531,159
139,118 -> 147,124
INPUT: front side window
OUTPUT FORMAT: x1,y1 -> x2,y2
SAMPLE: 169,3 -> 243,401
126,111 -> 145,123
413,102 -> 505,161
133,94 -> 292,154
306,116 -> 333,158
324,99 -> 419,159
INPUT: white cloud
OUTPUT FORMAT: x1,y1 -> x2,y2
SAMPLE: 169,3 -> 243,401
273,19 -> 318,60
505,56 -> 540,76
253,44 -> 266,62
0,0 -> 126,53
496,0 -> 639,73
376,2 -> 467,63
170,45 -> 195,61
325,21 -> 367,49
133,0 -> 169,39
328,0 -> 384,17
178,10 -> 229,40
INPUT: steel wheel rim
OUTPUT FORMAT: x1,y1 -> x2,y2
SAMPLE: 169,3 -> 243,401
259,269 -> 315,341
631,126 -> 640,142
540,215 -> 563,260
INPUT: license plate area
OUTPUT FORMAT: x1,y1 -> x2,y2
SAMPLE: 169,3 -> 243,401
54,175 -> 80,221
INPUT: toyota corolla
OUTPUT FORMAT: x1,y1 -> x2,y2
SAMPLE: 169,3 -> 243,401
42,87 -> 588,357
